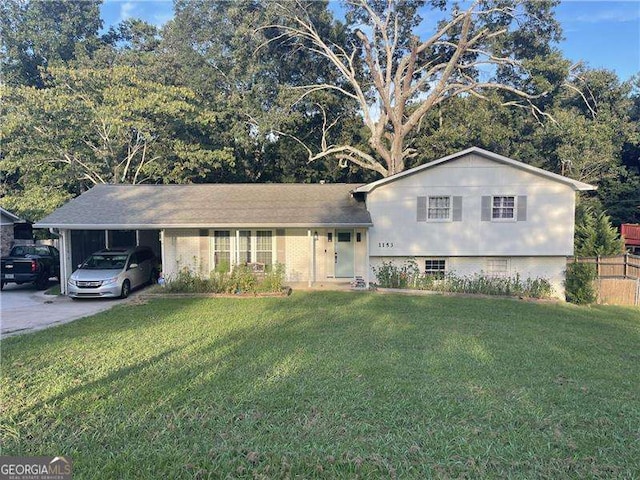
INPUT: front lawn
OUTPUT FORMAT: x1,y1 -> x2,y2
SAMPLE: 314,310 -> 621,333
2,292 -> 639,478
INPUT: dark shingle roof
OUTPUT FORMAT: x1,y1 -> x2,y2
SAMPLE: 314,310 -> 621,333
35,184 -> 372,229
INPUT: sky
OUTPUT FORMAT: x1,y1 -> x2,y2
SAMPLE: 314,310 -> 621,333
100,0 -> 640,81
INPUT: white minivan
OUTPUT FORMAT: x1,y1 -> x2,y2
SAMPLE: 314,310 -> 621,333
68,246 -> 159,299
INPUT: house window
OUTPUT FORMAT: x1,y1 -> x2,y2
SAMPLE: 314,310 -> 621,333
213,230 -> 231,271
255,230 -> 273,265
428,196 -> 451,220
238,230 -> 251,264
492,196 -> 515,220
486,258 -> 509,277
425,259 -> 446,279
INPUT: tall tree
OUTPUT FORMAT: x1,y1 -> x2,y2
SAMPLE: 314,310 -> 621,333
574,205 -> 624,257
266,0 -> 565,176
1,66 -> 233,220
159,0 -> 363,183
0,0 -> 103,87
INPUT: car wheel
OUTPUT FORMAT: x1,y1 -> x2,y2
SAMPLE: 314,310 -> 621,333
120,279 -> 131,299
35,272 -> 49,290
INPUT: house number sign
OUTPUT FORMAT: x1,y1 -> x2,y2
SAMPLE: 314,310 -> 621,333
378,242 -> 394,248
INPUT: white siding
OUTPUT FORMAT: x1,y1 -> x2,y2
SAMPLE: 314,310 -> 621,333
366,153 -> 576,257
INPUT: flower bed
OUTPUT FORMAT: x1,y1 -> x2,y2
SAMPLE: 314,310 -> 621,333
372,260 -> 553,299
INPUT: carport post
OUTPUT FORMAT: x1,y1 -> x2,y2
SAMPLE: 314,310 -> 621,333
160,230 -> 166,277
59,229 -> 73,295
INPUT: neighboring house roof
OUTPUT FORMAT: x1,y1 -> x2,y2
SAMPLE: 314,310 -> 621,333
34,184 -> 372,229
354,147 -> 596,193
0,207 -> 22,225
621,224 -> 640,247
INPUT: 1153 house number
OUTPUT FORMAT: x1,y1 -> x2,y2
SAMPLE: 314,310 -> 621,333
378,242 -> 394,248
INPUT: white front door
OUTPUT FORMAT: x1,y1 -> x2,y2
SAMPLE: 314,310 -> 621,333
335,230 -> 354,278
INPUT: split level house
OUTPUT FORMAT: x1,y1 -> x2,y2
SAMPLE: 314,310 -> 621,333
35,147 -> 595,298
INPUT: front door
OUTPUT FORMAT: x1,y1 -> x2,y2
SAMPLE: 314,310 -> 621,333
335,230 -> 354,278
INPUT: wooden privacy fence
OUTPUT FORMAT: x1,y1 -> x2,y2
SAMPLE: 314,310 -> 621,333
569,254 -> 640,306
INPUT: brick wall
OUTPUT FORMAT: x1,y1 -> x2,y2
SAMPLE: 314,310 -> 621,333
1,225 -> 14,256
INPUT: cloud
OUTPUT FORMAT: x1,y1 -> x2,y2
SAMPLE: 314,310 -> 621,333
120,1 -> 136,21
152,10 -> 173,27
571,6 -> 640,24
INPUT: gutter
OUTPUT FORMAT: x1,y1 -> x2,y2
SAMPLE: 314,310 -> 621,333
34,222 -> 374,229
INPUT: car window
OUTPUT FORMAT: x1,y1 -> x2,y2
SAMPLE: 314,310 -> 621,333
35,246 -> 50,256
128,253 -> 139,266
82,254 -> 128,269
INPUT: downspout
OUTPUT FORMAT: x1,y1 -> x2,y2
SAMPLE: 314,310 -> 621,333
160,230 -> 166,280
365,227 -> 370,288
308,229 -> 313,288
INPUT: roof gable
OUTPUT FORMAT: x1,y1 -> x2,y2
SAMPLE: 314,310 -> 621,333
354,147 -> 596,193
0,207 -> 21,224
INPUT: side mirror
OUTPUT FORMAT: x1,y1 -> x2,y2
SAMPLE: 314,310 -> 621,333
129,263 -> 138,270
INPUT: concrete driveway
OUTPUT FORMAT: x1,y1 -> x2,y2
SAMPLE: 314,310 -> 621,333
0,282 -> 133,338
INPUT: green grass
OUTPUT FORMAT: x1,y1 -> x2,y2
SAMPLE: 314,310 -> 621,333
2,292 -> 639,479
44,283 -> 61,296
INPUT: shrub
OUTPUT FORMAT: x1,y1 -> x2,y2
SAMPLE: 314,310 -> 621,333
565,262 -> 597,304
260,263 -> 286,293
164,263 -> 286,294
372,261 -> 420,288
373,260 -> 553,299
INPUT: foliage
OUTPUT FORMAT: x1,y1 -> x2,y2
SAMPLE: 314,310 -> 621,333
371,261 -> 419,289
373,261 -> 553,299
0,66 -> 233,221
574,205 -> 625,257
1,0 -> 638,232
164,264 -> 286,294
270,0 -> 565,176
3,292 -> 640,478
0,0 -> 103,87
565,261 -> 597,305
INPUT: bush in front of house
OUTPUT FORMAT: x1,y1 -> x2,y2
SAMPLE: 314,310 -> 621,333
164,263 -> 286,294
373,261 -> 553,299
564,261 -> 597,304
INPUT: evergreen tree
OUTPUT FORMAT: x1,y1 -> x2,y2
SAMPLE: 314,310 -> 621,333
574,205 -> 625,257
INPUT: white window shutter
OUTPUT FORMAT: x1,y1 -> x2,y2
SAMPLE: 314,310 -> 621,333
481,196 -> 492,221
417,196 -> 427,222
517,196 -> 527,221
452,196 -> 463,222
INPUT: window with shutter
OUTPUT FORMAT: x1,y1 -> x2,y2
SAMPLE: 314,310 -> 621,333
427,196 -> 451,221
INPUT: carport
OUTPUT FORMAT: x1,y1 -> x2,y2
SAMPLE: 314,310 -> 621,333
33,185 -> 174,295
69,229 -> 161,269
46,228 -> 162,295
